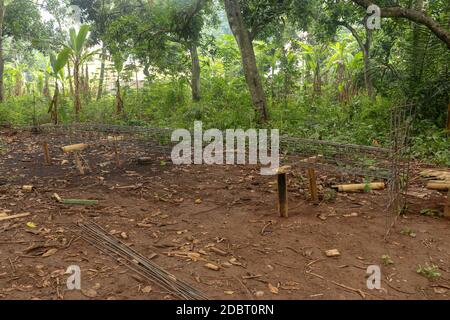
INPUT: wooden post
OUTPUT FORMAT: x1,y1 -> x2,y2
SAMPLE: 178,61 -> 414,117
276,166 -> 291,218
278,172 -> 288,218
308,168 -> 319,204
42,142 -> 51,165
74,151 -> 85,175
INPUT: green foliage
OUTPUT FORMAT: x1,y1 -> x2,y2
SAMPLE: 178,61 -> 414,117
417,264 -> 441,280
381,255 -> 394,266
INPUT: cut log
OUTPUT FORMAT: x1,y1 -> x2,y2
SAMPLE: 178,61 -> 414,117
0,212 -> 31,222
333,182 -> 385,192
61,143 -> 89,153
426,182 -> 450,191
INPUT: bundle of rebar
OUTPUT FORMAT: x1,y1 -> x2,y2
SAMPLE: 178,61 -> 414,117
77,221 -> 208,300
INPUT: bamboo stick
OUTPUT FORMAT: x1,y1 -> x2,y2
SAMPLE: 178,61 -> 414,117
0,212 -> 31,222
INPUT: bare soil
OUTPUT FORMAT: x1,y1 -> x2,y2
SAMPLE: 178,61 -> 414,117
0,129 -> 449,300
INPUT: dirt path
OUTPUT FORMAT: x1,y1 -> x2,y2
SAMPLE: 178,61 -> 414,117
0,129 -> 449,300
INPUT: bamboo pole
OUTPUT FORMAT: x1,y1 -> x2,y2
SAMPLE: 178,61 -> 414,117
333,182 -> 385,192
426,182 -> 450,191
61,143 -> 89,153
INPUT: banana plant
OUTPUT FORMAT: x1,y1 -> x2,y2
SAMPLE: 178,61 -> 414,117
66,25 -> 98,117
48,48 -> 71,124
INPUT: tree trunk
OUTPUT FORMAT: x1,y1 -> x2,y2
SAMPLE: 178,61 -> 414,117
115,75 -> 123,115
313,61 -> 321,95
0,0 -> 5,103
74,59 -> 81,117
189,42 -> 201,102
96,46 -> 106,101
224,0 -> 268,124
364,24 -> 374,98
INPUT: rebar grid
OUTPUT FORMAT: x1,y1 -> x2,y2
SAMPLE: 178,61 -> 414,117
23,108 -> 413,237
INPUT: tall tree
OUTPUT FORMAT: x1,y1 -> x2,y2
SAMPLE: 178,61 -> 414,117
224,0 -> 268,123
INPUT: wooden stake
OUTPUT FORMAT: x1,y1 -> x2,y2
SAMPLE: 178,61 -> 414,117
277,171 -> 288,218
308,168 -> 319,204
74,151 -> 85,175
43,142 -> 51,165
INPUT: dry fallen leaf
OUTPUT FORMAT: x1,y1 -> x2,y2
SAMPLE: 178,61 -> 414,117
268,283 -> 279,294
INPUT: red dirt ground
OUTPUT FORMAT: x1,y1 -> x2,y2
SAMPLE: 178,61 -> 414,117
0,128 -> 449,300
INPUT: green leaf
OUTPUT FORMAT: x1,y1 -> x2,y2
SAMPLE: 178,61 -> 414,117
75,25 -> 90,54
54,48 -> 71,74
